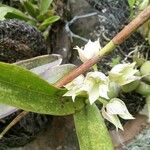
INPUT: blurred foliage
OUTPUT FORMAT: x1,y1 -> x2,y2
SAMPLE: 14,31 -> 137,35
128,0 -> 150,44
0,0 -> 60,38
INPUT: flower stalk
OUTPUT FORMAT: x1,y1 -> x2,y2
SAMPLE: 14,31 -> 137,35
55,7 -> 150,88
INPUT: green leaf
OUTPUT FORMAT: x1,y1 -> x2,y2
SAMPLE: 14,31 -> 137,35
74,104 -> 114,150
21,0 -> 39,18
0,62 -> 85,115
140,61 -> 150,82
136,82 -> 150,96
40,64 -> 76,84
38,15 -> 60,31
146,95 -> 150,121
0,6 -> 30,21
39,0 -> 53,15
37,10 -> 55,22
0,54 -> 62,119
128,0 -> 136,8
14,54 -> 62,71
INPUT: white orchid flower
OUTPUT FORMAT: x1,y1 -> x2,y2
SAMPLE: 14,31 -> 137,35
83,71 -> 109,104
106,98 -> 135,119
102,107 -> 123,131
109,62 -> 140,86
74,39 -> 101,62
102,98 -> 134,130
63,75 -> 85,101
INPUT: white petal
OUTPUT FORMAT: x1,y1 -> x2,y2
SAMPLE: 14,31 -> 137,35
84,39 -> 100,56
86,71 -> 107,82
74,39 -> 101,62
74,46 -> 89,62
63,90 -> 76,101
88,84 -> 100,104
99,84 -> 109,99
73,75 -> 85,85
102,107 -> 124,130
106,98 -> 134,120
109,62 -> 139,86
119,113 -> 135,120
110,63 -> 130,74
64,75 -> 84,90
120,76 -> 140,86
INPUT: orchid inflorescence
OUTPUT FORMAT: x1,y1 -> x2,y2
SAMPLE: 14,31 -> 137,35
64,39 -> 140,130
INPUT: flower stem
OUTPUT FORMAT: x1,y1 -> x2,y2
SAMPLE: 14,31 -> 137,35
146,95 -> 150,122
55,7 -> 150,88
98,98 -> 108,105
93,64 -> 98,71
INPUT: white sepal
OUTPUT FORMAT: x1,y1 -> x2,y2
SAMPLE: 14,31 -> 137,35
84,71 -> 109,104
102,107 -> 124,131
74,39 -> 101,62
106,98 -> 135,120
109,62 -> 140,85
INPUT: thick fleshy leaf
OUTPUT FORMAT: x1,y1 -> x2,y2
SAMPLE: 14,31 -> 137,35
74,104 -> 114,150
0,104 -> 18,119
15,54 -> 62,74
0,54 -> 62,118
146,95 -> 150,121
0,62 -> 85,115
39,64 -> 76,84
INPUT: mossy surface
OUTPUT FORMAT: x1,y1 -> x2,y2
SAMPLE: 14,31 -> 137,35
0,19 -> 47,63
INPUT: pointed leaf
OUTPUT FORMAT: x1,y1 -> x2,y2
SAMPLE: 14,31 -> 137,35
146,95 -> 150,121
40,64 -> 76,84
0,5 -> 30,21
21,0 -> 39,18
15,54 -> 62,74
0,62 -> 85,115
39,0 -> 53,15
38,15 -> 60,31
74,104 -> 114,150
0,54 -> 62,118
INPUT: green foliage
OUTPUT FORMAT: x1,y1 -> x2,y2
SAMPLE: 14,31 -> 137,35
0,61 -> 85,115
140,61 -> 150,82
0,5 -> 30,21
0,0 -> 60,37
109,56 -> 121,67
74,104 -> 114,150
128,0 -> 136,9
38,0 -> 53,15
146,95 -> 150,121
128,0 -> 150,44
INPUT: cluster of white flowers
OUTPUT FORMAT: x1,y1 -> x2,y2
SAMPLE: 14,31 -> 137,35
64,39 -> 140,130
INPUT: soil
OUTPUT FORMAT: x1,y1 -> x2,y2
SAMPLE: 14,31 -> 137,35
0,0 -> 150,149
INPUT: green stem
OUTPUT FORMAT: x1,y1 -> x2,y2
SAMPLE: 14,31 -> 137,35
55,41 -> 116,87
146,95 -> 150,122
92,64 -> 98,71
55,7 -> 150,88
136,82 -> 150,95
98,98 -> 108,105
